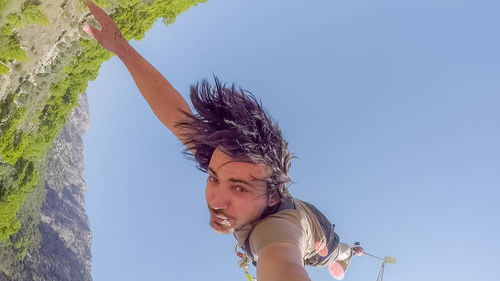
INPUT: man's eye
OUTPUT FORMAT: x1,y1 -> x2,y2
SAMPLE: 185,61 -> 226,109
208,176 -> 217,183
234,186 -> 248,193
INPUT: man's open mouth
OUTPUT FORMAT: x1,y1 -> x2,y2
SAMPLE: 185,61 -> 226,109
212,212 -> 231,226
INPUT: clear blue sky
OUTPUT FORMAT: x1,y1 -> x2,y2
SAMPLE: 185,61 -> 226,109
83,0 -> 500,280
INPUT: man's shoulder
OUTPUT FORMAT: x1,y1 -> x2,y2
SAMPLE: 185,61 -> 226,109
257,207 -> 303,228
248,207 -> 307,259
254,197 -> 304,229
252,197 -> 316,232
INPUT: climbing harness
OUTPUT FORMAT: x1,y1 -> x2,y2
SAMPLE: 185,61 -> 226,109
234,243 -> 256,281
354,242 -> 396,281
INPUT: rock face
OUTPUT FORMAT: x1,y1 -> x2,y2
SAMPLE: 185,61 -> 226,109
17,92 -> 92,281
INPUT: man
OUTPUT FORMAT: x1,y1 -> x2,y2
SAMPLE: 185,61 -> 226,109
82,1 -> 363,280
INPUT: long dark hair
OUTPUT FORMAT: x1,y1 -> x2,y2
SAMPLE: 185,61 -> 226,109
176,76 -> 293,197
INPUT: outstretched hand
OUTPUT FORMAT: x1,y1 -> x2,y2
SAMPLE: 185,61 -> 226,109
82,0 -> 128,55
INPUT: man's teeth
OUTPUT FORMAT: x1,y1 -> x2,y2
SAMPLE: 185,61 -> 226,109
214,214 -> 231,226
215,214 -> 228,220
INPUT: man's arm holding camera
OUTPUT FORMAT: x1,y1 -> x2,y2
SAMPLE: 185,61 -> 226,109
257,243 -> 311,281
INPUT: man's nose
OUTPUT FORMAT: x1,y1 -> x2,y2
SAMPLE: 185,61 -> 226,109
208,187 -> 231,210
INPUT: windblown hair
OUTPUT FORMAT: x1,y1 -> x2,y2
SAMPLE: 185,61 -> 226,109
176,76 -> 293,197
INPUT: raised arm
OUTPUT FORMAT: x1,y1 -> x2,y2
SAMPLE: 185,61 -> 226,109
82,0 -> 192,147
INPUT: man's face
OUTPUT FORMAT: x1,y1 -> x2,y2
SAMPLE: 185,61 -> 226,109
205,148 -> 279,234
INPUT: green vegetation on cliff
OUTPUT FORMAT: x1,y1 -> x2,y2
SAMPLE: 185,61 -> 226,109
0,0 -> 206,275
21,3 -> 49,26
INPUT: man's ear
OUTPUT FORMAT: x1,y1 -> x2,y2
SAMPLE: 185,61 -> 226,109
267,190 -> 281,207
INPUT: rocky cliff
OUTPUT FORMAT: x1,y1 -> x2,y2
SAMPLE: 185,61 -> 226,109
1,1 -> 205,279
3,92 -> 92,281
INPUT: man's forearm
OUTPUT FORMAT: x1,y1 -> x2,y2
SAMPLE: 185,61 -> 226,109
258,262 -> 311,281
116,42 -> 192,139
257,243 -> 312,281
